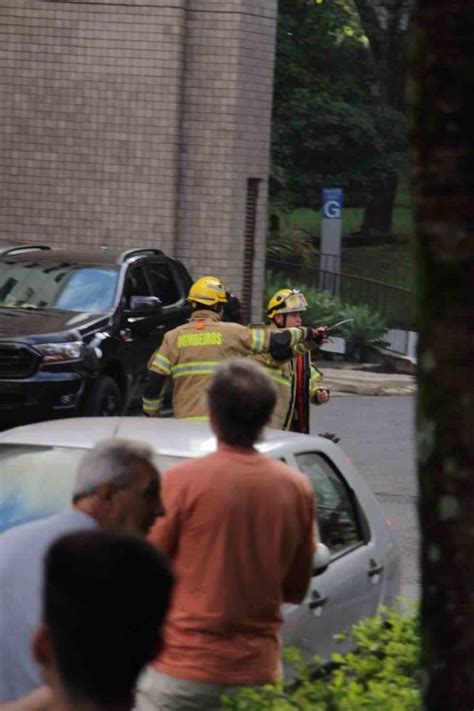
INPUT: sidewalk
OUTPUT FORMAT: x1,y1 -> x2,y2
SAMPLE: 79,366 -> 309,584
321,367 -> 416,396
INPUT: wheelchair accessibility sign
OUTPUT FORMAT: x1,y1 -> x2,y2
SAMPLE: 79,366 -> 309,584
322,188 -> 343,219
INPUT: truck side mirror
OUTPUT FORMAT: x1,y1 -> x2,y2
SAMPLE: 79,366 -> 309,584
129,296 -> 162,312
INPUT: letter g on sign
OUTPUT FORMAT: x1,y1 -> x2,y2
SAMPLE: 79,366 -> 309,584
323,201 -> 341,219
322,188 -> 343,220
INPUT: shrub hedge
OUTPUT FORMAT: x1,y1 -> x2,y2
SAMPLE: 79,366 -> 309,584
223,606 -> 421,710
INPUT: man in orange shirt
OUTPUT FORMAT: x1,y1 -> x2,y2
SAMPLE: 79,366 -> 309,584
137,359 -> 316,711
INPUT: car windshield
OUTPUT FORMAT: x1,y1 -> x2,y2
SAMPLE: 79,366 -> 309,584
0,260 -> 119,312
0,444 -> 185,533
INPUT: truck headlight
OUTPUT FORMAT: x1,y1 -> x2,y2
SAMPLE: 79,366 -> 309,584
35,342 -> 84,363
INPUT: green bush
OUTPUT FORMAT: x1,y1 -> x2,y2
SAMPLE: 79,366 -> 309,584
303,289 -> 344,329
223,606 -> 421,710
338,304 -> 388,362
266,229 -> 319,267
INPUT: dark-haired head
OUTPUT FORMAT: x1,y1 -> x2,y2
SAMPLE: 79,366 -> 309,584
208,358 -> 276,449
35,530 -> 173,708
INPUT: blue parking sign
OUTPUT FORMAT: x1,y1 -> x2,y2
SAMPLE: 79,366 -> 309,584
322,188 -> 343,219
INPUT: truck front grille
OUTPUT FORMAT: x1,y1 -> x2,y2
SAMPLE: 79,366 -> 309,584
0,344 -> 39,378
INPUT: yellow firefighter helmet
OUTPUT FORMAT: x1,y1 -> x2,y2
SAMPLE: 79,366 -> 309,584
187,276 -> 229,306
267,288 -> 308,319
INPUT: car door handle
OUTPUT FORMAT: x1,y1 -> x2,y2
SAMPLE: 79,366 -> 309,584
155,325 -> 165,332
368,559 -> 384,577
308,591 -> 328,610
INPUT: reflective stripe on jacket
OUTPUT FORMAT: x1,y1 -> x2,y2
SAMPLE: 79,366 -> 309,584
143,311 -> 311,419
254,324 -> 293,430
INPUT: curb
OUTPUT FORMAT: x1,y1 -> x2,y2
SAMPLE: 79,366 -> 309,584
321,368 -> 417,397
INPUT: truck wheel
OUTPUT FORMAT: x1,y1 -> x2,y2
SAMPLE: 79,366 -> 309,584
84,376 -> 122,417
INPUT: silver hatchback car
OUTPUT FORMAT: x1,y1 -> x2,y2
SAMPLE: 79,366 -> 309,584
0,417 -> 400,660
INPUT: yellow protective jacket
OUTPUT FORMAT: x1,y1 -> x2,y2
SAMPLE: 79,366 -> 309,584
254,323 -> 327,431
143,310 -> 314,419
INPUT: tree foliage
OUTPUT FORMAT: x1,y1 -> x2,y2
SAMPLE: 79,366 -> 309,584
353,0 -> 414,232
353,0 -> 413,110
272,0 -> 407,214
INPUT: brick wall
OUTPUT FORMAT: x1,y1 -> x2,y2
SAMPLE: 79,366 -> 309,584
0,0 -> 186,254
176,0 -> 277,318
0,0 -> 277,319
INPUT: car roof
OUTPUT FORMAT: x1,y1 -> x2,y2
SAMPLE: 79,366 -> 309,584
0,247 -> 164,267
0,240 -> 24,254
0,249 -> 122,266
0,417 -> 329,459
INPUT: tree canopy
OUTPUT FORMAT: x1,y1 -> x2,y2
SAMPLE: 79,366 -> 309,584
272,0 -> 408,221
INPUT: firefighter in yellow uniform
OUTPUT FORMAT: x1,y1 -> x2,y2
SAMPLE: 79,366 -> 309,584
143,276 -> 326,419
255,288 -> 330,433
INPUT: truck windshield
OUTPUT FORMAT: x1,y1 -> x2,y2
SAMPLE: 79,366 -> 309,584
0,261 -> 119,312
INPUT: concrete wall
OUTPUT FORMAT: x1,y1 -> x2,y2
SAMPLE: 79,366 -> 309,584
0,0 -> 277,318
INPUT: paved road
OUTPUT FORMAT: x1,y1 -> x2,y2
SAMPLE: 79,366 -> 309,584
311,394 -> 419,601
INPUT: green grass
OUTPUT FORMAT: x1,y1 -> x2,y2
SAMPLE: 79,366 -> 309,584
342,243 -> 415,289
280,206 -> 356,234
279,174 -> 415,238
280,205 -> 414,238
396,174 -> 412,208
273,176 -> 415,288
273,212 -> 415,288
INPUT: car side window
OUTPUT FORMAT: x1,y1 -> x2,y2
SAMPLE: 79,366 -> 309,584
147,261 -> 181,306
295,451 -> 362,556
122,266 -> 150,307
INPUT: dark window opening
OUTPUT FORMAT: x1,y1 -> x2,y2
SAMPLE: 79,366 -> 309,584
147,262 -> 180,307
242,178 -> 260,321
295,451 -> 364,555
123,266 -> 150,307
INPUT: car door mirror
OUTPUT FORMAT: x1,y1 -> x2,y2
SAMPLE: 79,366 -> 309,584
129,296 -> 162,312
313,542 -> 331,576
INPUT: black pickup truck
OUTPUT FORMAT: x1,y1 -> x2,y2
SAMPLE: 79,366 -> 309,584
0,246 -> 193,426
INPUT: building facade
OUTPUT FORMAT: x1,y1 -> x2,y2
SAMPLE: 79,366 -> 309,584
0,0 -> 277,318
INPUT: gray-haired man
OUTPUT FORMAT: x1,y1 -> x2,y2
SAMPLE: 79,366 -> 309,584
0,438 -> 164,704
